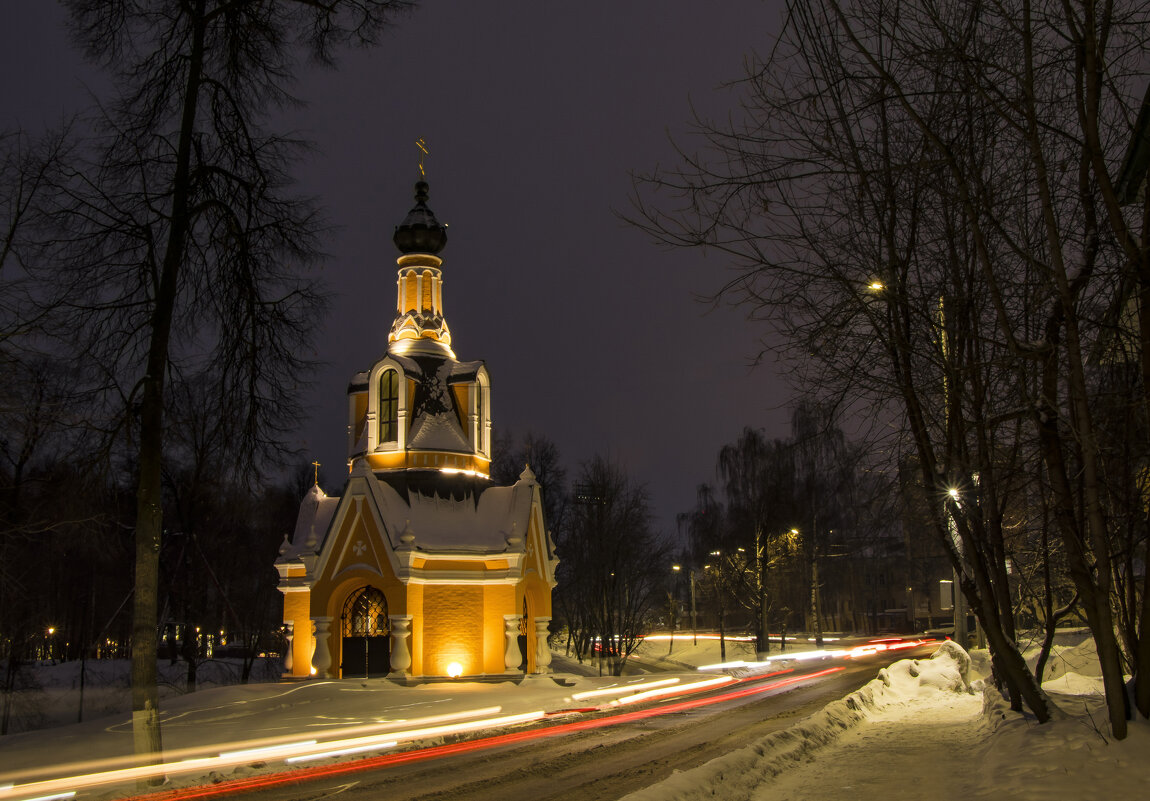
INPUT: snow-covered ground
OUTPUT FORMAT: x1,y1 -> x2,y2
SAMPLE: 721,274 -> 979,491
0,657 -> 284,735
625,630 -> 1150,801
1,632 -> 1145,800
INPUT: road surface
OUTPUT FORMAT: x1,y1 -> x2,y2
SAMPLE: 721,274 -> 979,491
172,643 -> 936,801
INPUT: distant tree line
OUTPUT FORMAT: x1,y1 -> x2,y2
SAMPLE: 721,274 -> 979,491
0,365 -> 309,734
675,401 -> 907,660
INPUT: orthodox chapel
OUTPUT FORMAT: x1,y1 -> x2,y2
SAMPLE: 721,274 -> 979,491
275,178 -> 557,679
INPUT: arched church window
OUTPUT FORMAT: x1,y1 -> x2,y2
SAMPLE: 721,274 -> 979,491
342,586 -> 389,637
379,369 -> 399,444
474,374 -> 489,455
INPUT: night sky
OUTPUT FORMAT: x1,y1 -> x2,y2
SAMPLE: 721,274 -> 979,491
1,1 -> 792,535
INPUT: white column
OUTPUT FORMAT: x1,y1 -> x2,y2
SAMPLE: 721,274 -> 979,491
311,616 -> 334,678
503,614 -> 523,673
282,621 -> 294,674
534,617 -> 552,674
307,620 -> 316,673
389,615 -> 413,675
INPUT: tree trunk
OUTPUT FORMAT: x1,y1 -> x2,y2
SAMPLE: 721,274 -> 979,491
717,590 -> 726,661
1034,521 -> 1056,685
755,527 -> 770,657
1036,304 -> 1130,738
130,2 -> 207,769
758,580 -> 770,658
1138,552 -> 1150,718
810,557 -> 822,647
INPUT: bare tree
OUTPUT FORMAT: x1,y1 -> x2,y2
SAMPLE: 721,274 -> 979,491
557,456 -> 666,675
29,0 -> 413,763
0,129 -> 71,321
814,0 -> 1147,737
491,429 -> 568,535
634,0 -> 1150,737
716,428 -> 798,656
632,0 -> 1107,728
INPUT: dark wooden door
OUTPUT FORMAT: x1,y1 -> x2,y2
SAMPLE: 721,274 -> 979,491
341,635 -> 390,678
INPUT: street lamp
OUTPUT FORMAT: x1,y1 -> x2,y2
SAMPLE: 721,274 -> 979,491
943,486 -> 968,646
674,565 -> 699,647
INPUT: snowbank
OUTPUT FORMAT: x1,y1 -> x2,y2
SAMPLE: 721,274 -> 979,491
1019,627 -> 1108,697
973,692 -> 1150,799
622,640 -> 975,801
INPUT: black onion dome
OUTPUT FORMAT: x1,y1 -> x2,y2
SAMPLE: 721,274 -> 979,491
393,180 -> 448,255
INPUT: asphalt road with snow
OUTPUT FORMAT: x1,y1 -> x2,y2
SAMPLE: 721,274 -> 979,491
189,645 -> 935,801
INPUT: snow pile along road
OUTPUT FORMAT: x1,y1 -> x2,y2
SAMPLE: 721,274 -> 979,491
622,640 -> 978,801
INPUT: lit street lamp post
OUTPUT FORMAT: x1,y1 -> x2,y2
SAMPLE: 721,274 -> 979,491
689,568 -> 697,646
706,552 -> 726,660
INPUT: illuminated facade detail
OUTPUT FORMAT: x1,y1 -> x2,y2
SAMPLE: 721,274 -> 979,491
534,618 -> 553,672
503,615 -> 523,672
276,179 -> 557,680
311,617 -> 334,677
282,622 -> 294,673
389,615 -> 413,673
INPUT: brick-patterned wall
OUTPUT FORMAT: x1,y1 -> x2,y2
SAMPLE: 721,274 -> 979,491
484,584 -> 515,673
421,585 -> 483,675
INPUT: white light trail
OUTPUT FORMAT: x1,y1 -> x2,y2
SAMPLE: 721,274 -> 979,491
277,710 -> 545,766
570,678 -> 681,701
697,649 -> 846,671
286,741 -> 399,763
219,741 -> 317,760
610,676 -> 734,706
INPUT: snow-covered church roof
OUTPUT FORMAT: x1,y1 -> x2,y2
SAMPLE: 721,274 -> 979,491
279,483 -> 339,559
278,466 -> 544,564
369,468 -> 537,553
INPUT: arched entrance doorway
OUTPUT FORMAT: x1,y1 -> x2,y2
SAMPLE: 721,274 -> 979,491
341,586 -> 390,678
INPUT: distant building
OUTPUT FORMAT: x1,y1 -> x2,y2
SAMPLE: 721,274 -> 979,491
275,179 -> 557,679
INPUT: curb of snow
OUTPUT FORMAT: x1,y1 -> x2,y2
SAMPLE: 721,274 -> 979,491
620,640 -> 974,801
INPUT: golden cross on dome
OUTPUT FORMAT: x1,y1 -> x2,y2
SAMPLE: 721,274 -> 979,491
312,460 -> 321,486
416,138 -> 429,178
